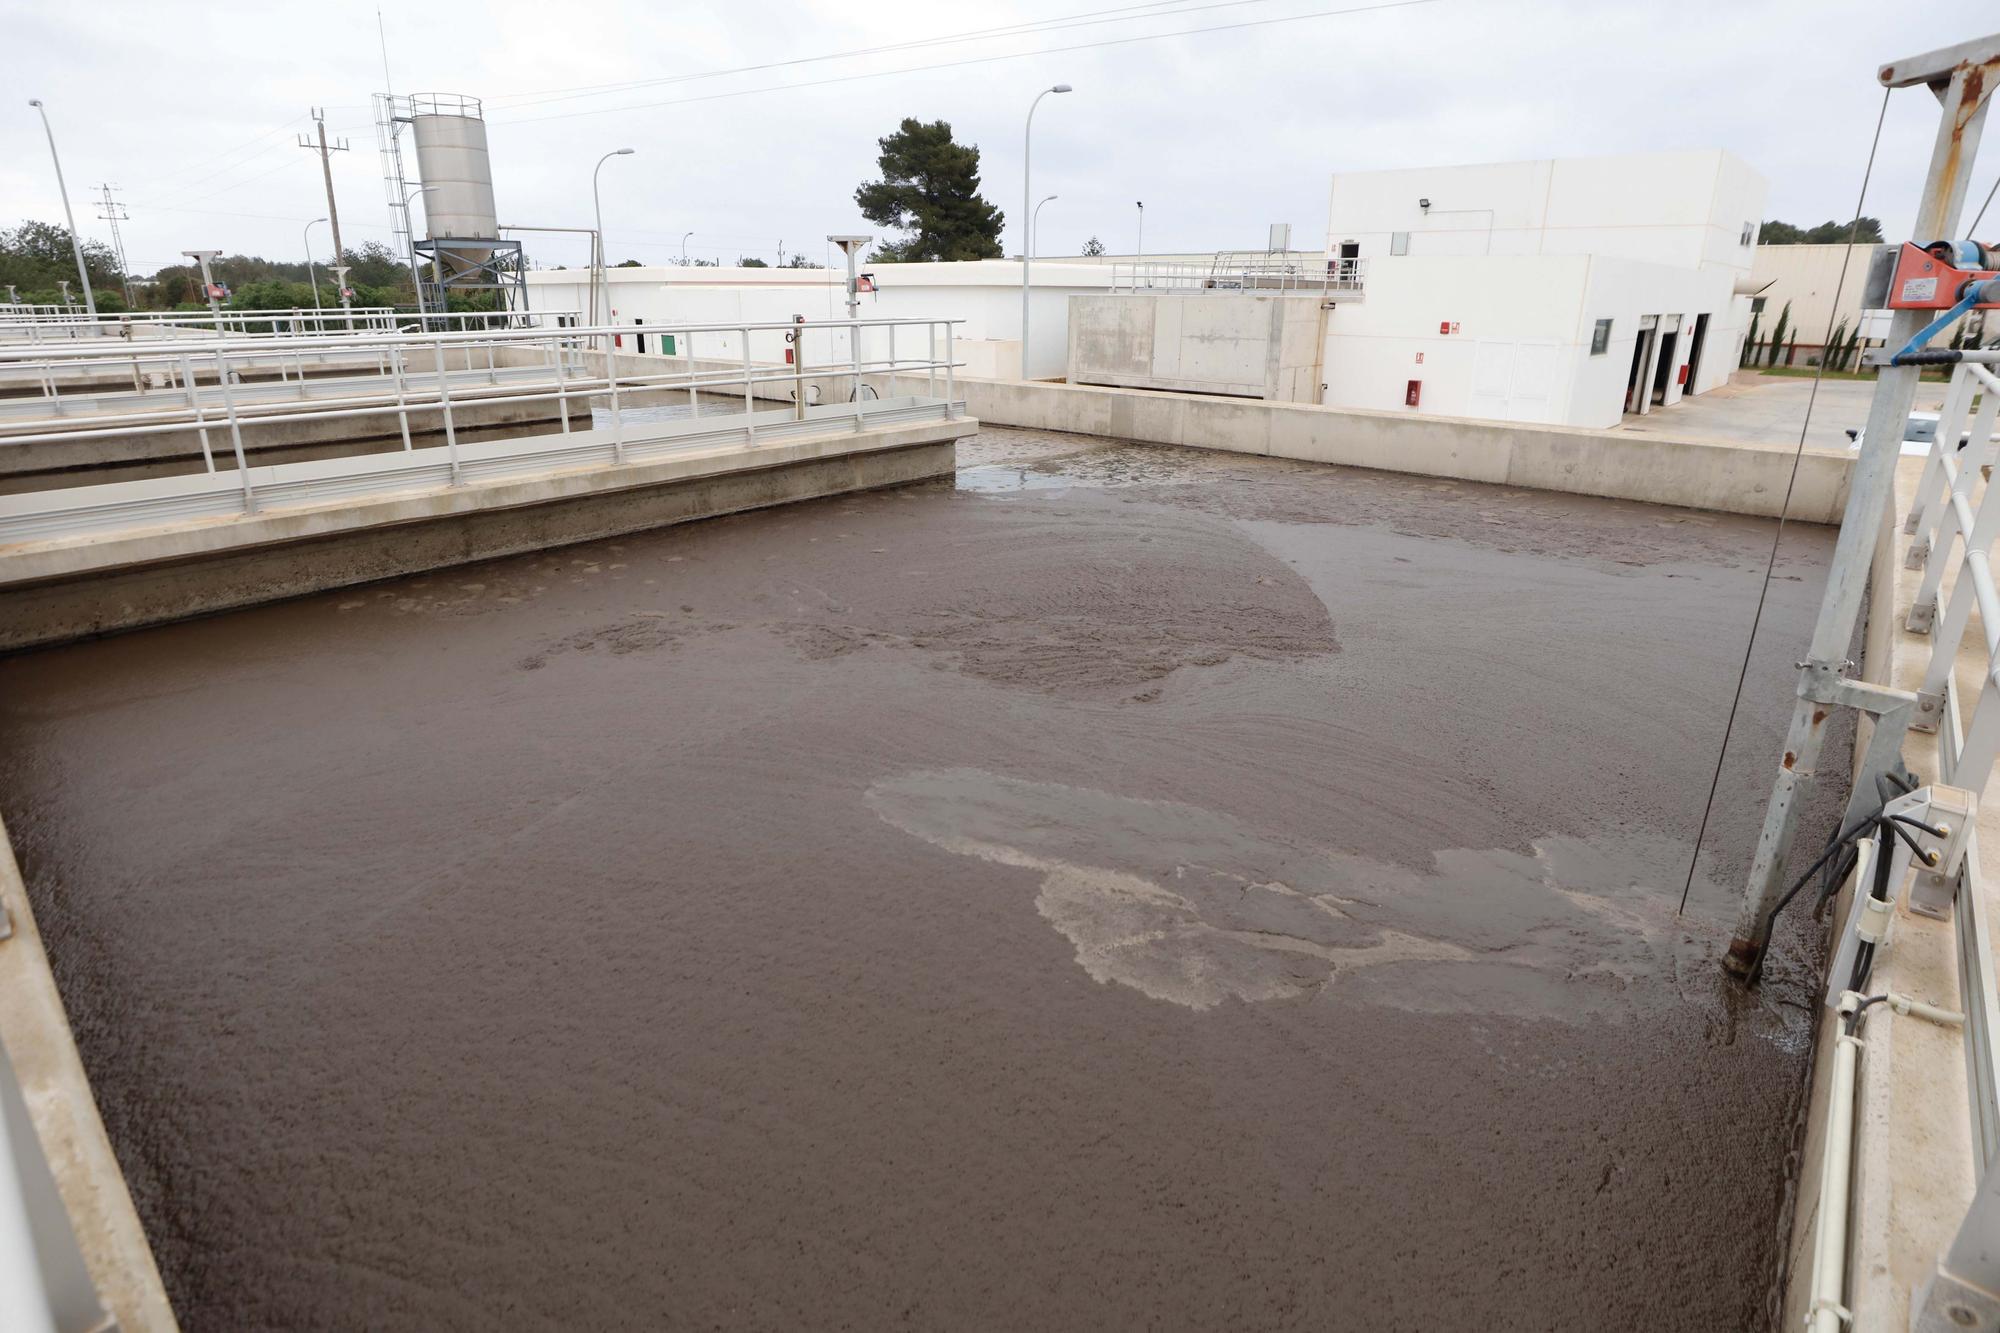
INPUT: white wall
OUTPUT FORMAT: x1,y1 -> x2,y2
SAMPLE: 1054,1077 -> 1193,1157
525,259 -> 1117,381
1324,149 -> 1765,275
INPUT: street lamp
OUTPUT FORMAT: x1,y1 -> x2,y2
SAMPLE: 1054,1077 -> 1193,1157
182,249 -> 223,330
1020,83 -> 1070,379
1033,194 -> 1057,259
1136,201 -> 1145,258
304,217 -> 328,312
591,148 -> 636,329
27,99 -> 96,318
681,231 -> 694,264
402,184 -> 437,320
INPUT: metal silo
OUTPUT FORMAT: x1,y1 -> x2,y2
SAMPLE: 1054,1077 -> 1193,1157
409,93 -> 497,272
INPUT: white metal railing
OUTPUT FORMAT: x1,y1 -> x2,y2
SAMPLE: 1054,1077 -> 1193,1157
1110,254 -> 1365,295
1804,355 -> 2000,1329
0,307 -> 414,345
0,315 -> 964,538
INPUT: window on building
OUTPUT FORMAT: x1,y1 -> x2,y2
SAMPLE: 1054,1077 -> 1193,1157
1751,296 -> 1766,314
1389,231 -> 1409,256
1741,222 -> 1755,247
1590,318 -> 1613,355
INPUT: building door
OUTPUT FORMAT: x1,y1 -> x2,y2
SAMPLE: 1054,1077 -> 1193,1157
1651,328 -> 1679,405
1625,323 -> 1654,414
1684,313 -> 1710,394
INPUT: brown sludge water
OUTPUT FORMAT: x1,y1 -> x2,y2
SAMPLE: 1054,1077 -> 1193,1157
0,426 -> 1846,1330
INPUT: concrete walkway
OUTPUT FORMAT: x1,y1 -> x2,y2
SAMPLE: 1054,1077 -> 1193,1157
1611,370 -> 1947,453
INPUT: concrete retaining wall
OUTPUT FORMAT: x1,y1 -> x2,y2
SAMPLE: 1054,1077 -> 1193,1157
879,372 -> 1853,523
0,818 -> 176,1330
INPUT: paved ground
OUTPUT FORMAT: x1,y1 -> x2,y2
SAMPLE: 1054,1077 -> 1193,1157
1610,370 -> 1946,451
0,427 -> 1849,1331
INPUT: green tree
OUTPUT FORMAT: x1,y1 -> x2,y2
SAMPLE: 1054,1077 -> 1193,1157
738,256 -> 769,267
1758,217 -> 1885,245
0,219 -> 123,301
781,254 -> 824,269
1081,235 -> 1105,257
854,118 -> 1005,262
1767,301 -> 1791,367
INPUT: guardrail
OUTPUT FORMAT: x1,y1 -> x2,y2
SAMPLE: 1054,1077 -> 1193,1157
1803,354 -> 2000,1329
0,308 -> 550,347
0,314 -> 964,532
1111,254 -> 1365,295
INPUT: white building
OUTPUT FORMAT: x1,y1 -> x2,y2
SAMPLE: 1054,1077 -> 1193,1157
1314,149 -> 1767,426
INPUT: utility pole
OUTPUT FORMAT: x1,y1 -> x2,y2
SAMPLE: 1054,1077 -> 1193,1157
299,109 -> 350,277
95,184 -> 135,307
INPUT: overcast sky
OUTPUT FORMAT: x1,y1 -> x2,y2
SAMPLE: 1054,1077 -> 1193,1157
5,0 -> 1998,277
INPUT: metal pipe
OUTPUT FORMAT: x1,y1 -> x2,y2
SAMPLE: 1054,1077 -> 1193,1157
1020,83 -> 1070,382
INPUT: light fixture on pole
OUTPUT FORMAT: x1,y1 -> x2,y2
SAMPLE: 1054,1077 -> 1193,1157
1033,194 -> 1057,259
28,99 -> 97,318
1136,201 -> 1144,258
1020,83 -> 1071,380
591,148 -> 636,329
304,217 -> 328,312
182,249 -> 223,323
402,184 -> 437,319
681,231 -> 694,264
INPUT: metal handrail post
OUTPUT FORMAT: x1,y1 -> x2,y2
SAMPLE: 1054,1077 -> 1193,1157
389,346 -> 414,452
945,323 -> 956,418
686,329 -> 700,421
603,330 -> 626,464
928,323 -> 937,400
431,341 -> 462,485
212,347 -> 256,512
852,324 -> 865,427
553,335 -> 572,433
794,325 -> 808,421
178,351 -> 215,472
741,327 -> 755,442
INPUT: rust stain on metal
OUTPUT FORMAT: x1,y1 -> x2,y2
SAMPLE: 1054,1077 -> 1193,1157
1813,709 -> 1828,725
1929,60 -> 1995,232
1783,752 -> 1797,770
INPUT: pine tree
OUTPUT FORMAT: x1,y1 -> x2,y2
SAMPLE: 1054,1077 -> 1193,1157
855,119 -> 1006,262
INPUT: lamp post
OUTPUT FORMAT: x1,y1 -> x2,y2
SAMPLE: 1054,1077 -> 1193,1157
681,231 -> 694,264
182,249 -> 223,327
591,148 -> 636,329
304,217 -> 328,312
27,99 -> 96,318
402,184 -> 437,321
1032,194 -> 1057,259
1136,201 -> 1145,258
1020,83 -> 1070,380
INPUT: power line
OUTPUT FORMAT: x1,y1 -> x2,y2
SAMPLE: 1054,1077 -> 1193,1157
497,0 -> 1440,126
489,0 -> 1231,111
94,184 -> 135,306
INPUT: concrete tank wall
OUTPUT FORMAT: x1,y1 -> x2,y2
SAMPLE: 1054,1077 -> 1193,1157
1067,292 -> 1324,403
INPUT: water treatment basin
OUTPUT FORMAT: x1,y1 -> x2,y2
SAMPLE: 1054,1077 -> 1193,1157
0,425 -> 1846,1330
